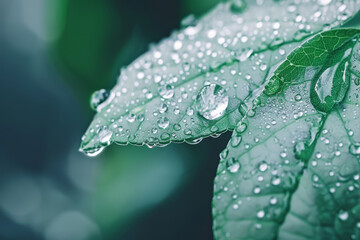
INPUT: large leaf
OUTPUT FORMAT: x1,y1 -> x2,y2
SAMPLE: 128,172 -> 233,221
212,29 -> 360,240
80,0 -> 360,155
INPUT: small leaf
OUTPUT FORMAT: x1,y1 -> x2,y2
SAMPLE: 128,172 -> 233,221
212,29 -> 360,239
80,0 -> 360,156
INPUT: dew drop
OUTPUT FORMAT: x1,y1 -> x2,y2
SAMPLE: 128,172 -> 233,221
236,122 -> 247,133
253,186 -> 261,194
159,84 -> 174,99
195,84 -> 229,120
258,161 -> 268,172
231,135 -> 242,147
338,210 -> 349,221
90,89 -> 112,112
349,143 -> 360,156
271,176 -> 281,186
226,158 -> 241,173
157,117 -> 170,129
257,210 -> 265,218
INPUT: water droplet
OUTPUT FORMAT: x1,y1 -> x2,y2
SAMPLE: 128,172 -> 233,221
173,40 -> 182,50
173,124 -> 181,131
158,103 -> 168,114
257,210 -> 265,218
258,161 -> 268,172
226,158 -> 241,173
207,29 -> 217,39
97,126 -> 113,145
157,117 -> 170,129
338,210 -> 349,221
195,84 -> 229,120
159,84 -> 174,99
236,122 -> 247,133
253,186 -> 261,194
270,197 -> 277,205
231,135 -> 242,147
90,89 -> 113,112
82,146 -> 104,157
349,143 -> 360,155
271,176 -> 281,186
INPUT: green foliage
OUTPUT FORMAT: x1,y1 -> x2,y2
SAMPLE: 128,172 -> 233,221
79,0 -> 360,239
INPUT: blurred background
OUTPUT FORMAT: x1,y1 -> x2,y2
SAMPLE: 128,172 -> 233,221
0,0 -> 232,239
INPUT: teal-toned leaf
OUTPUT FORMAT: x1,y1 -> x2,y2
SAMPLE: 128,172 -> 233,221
212,29 -> 360,239
80,0 -> 360,156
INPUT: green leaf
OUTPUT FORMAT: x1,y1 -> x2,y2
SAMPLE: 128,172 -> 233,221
80,0 -> 360,156
212,29 -> 360,240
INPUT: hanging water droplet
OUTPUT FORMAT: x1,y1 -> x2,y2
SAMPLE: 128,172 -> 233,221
226,158 -> 241,173
159,84 -> 174,99
195,84 -> 229,120
157,117 -> 170,129
97,126 -> 113,145
349,143 -> 360,156
90,89 -> 113,112
82,146 -> 105,157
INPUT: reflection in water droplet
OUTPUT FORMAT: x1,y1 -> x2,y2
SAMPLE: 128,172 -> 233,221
195,84 -> 229,120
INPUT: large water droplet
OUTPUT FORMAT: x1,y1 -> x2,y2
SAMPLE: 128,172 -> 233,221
195,84 -> 229,120
90,89 -> 113,112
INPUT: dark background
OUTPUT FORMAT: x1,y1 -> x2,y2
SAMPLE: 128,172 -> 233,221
0,0 -> 232,239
